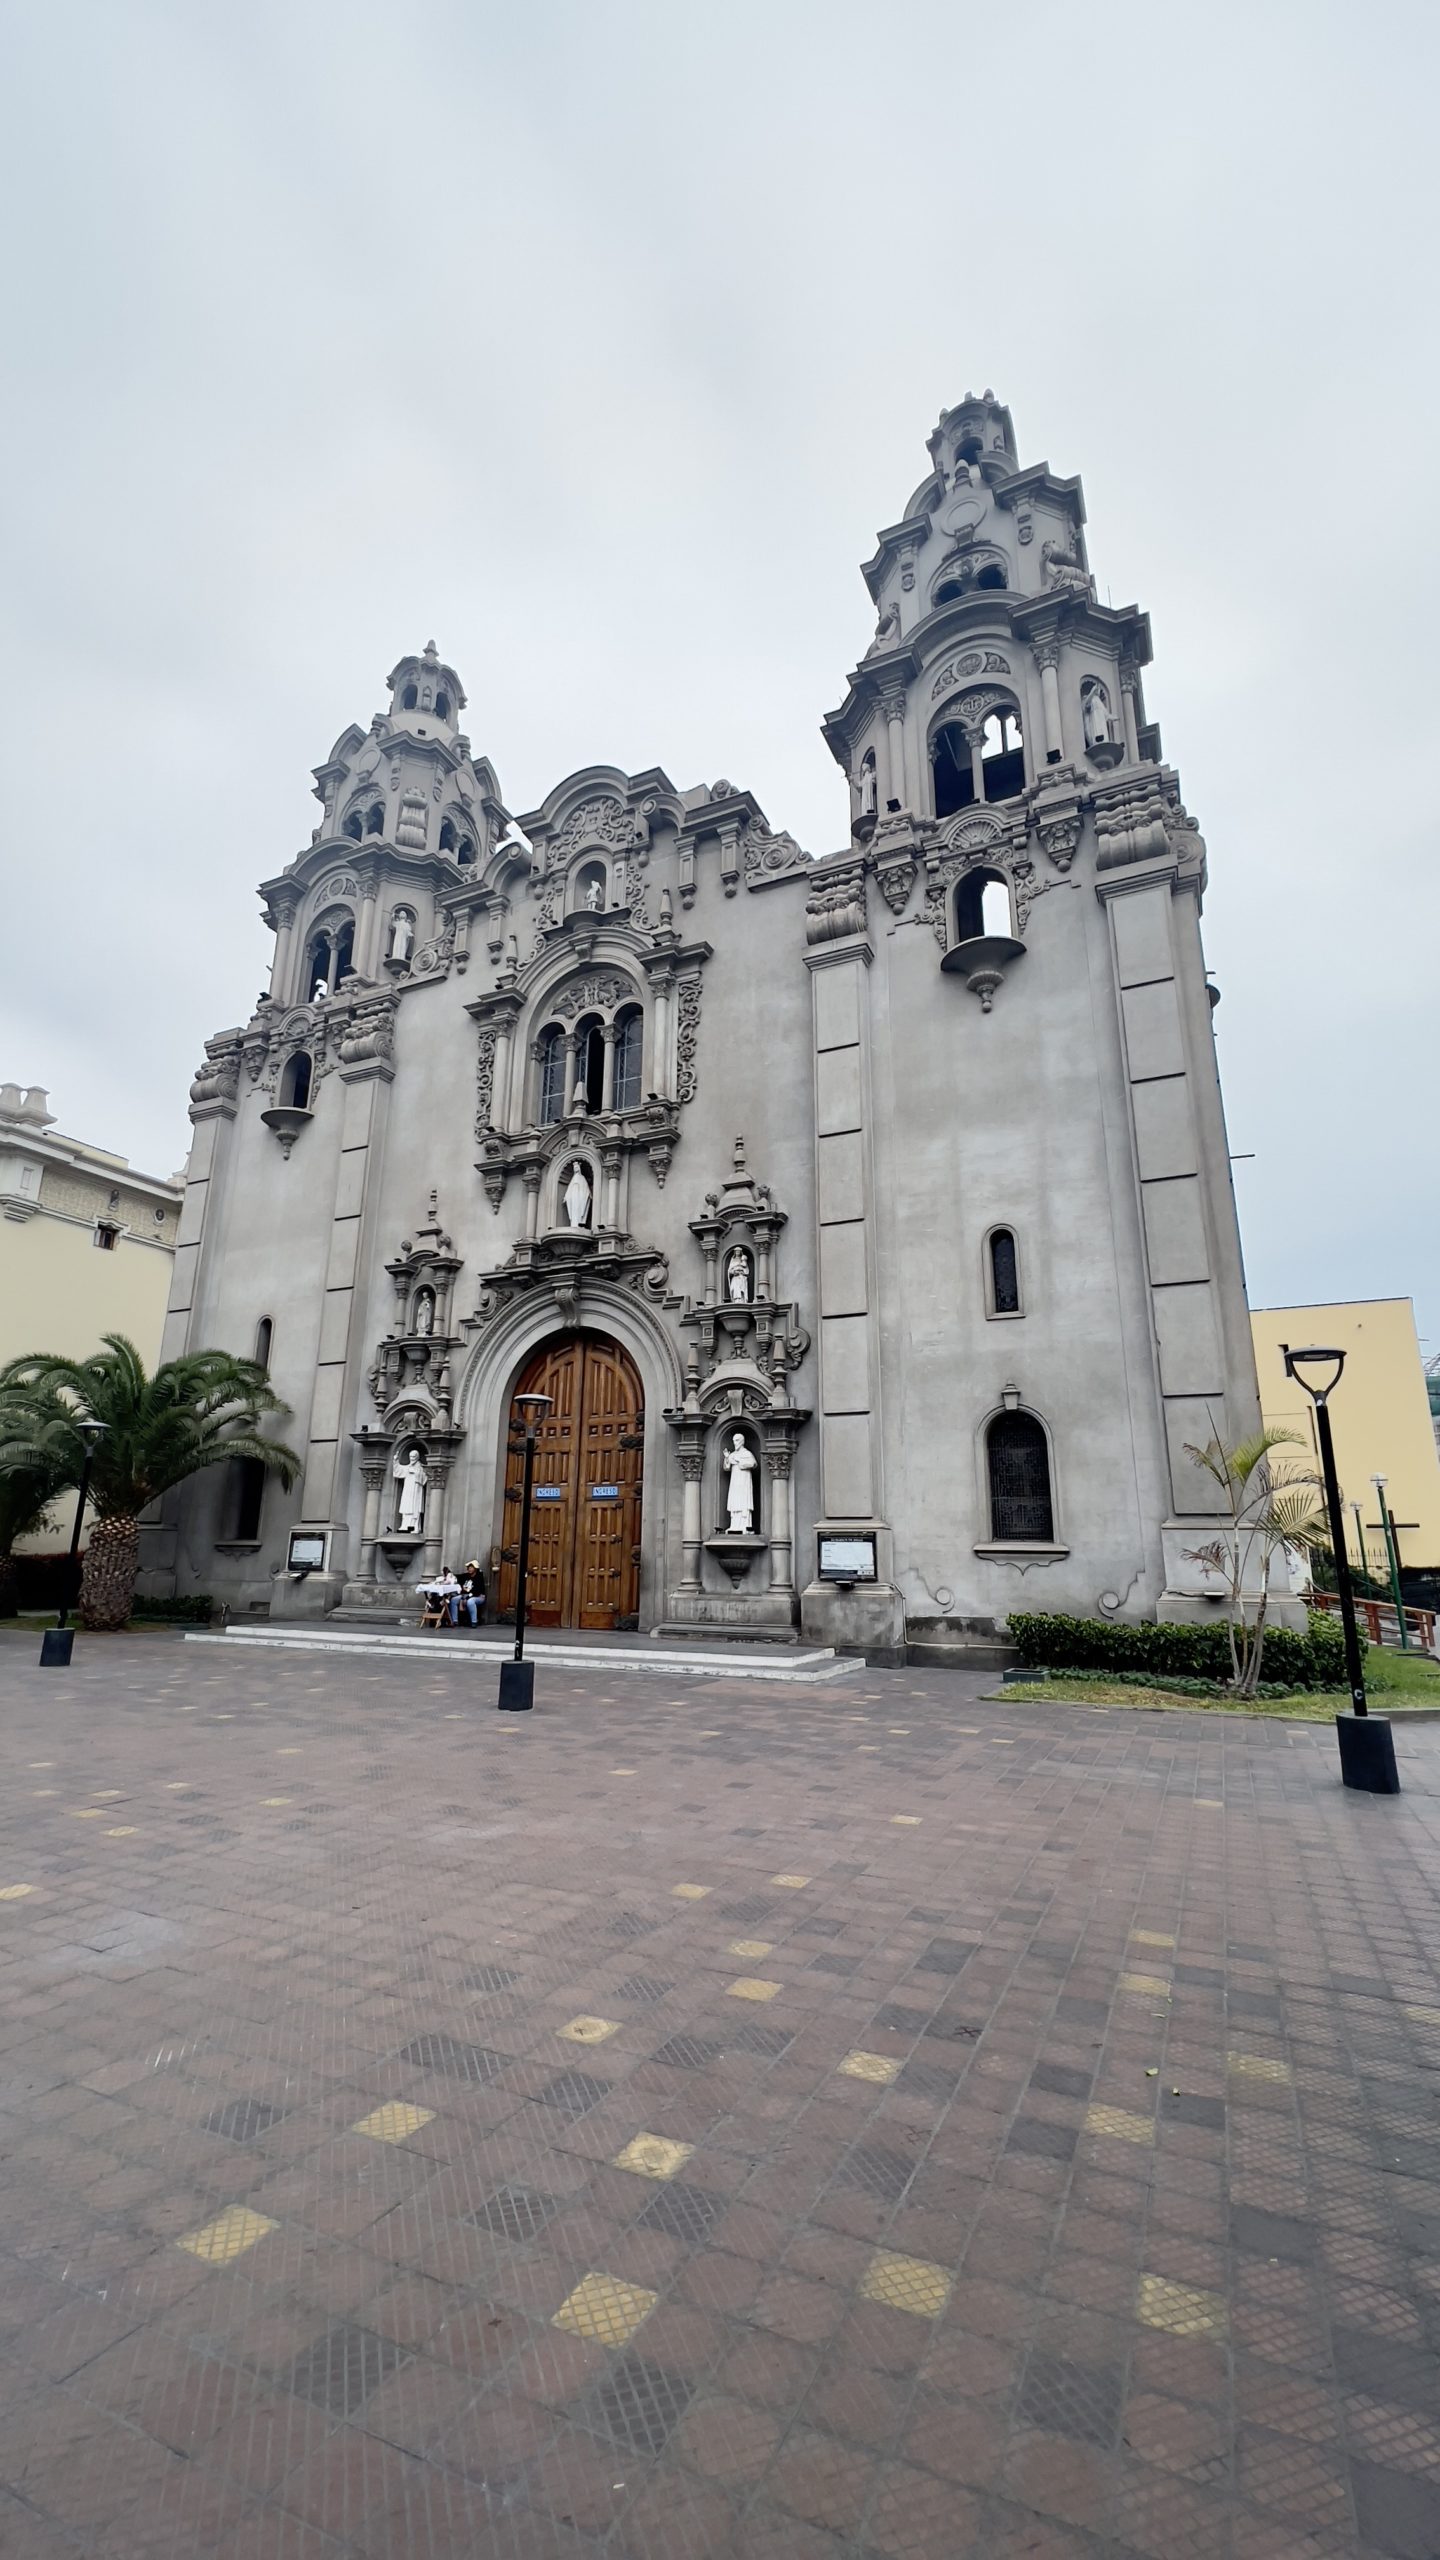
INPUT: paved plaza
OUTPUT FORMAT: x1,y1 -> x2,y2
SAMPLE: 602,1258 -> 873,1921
1,1637 -> 1439,2558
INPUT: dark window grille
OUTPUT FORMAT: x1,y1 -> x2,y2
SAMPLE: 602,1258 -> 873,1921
990,1229 -> 1020,1315
233,1457 -> 266,1542
987,1412 -> 1053,1542
538,1029 -> 566,1125
614,1009 -> 643,1112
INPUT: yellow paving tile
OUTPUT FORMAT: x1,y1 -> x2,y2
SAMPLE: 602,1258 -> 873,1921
726,1978 -> 781,2002
1137,2273 -> 1227,2337
351,2103 -> 436,2144
177,2205 -> 277,2264
1119,1973 -> 1171,1997
770,1875 -> 811,1889
552,2270 -> 657,2347
261,1798 -> 292,1808
888,1727 -> 910,1734
1131,1931 -> 1176,1948
104,1827 -> 138,1838
611,1768 -> 637,1777
1404,2004 -> 1440,2027
891,1815 -> 921,1826
91,1790 -> 124,1800
839,2050 -> 900,2085
28,1762 -> 53,1769
559,2016 -> 620,2045
70,1809 -> 104,1820
1085,2104 -> 1155,2146
1195,1798 -> 1223,1809
31,1790 -> 56,1797
0,1885 -> 35,1901
857,1744 -> 880,1752
612,2134 -> 693,2180
1227,2052 -> 1292,2083
860,2248 -> 952,2319
729,1939 -> 773,1959
276,1748 -> 303,1755
672,1883 -> 710,1900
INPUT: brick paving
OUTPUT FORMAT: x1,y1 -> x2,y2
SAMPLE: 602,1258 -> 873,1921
1,1637 -> 1439,2556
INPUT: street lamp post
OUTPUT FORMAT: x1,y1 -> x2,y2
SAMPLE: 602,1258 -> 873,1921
1373,1476 -> 1410,1652
39,1420 -> 108,1670
498,1390 -> 553,1713
1282,1347 -> 1398,1794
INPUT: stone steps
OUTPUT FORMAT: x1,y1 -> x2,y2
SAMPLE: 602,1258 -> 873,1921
188,1627 -> 863,1686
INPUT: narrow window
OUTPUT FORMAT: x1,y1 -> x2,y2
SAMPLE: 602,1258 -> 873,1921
989,1229 -> 1020,1315
987,1412 -> 1053,1542
955,867 -> 1012,942
934,578 -> 966,608
333,921 -> 355,984
343,812 -> 363,842
613,1007 -> 643,1112
232,1456 -> 266,1542
439,819 -> 456,852
537,1027 -> 566,1125
455,837 -> 475,866
980,710 -> 1025,803
575,1016 -> 605,1112
973,563 -> 1007,591
306,932 -> 331,999
93,1223 -> 117,1251
281,1051 -> 313,1111
254,1316 -> 273,1372
365,803 -> 383,836
434,690 -> 450,719
931,722 -> 975,819
402,683 -> 418,709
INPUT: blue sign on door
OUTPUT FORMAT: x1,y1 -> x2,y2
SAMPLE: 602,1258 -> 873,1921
590,1483 -> 620,1500
534,1485 -> 564,1502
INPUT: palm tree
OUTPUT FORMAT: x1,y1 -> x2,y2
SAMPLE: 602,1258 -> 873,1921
0,1382 -> 73,1617
0,1336 -> 301,1631
1183,1424 -> 1329,1695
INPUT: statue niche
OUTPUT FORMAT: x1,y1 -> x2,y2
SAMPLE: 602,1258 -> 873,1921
393,1443 -> 428,1535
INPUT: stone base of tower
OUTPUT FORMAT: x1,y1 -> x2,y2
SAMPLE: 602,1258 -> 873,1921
800,1577 -> 906,1663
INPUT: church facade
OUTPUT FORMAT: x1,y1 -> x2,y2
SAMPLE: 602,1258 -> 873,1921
142,394 -> 1268,1656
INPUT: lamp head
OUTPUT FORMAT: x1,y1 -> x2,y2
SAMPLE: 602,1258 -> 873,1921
512,1391 -> 554,1426
77,1419 -> 108,1449
1281,1343 -> 1346,1405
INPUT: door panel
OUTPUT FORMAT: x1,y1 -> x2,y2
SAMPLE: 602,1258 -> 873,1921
498,1333 -> 643,1629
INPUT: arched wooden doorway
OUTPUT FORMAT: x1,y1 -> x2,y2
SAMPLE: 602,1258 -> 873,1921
497,1332 -> 644,1629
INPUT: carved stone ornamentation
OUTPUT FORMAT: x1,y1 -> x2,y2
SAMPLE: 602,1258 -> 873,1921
741,823 -> 807,878
189,1040 -> 242,1108
804,866 -> 867,944
474,1029 -> 498,1137
552,795 -> 634,862
552,972 -> 635,1021
930,650 -> 1011,701
1041,539 -> 1093,598
875,857 -> 917,915
675,976 -> 702,1103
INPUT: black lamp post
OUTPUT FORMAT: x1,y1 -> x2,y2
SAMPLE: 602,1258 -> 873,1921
39,1419 -> 108,1670
1282,1345 -> 1399,1794
498,1390 -> 553,1713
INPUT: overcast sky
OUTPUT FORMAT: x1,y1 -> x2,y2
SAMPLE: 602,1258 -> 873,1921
3,0 -> 1436,1354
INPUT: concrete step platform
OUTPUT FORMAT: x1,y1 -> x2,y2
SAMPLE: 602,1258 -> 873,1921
188,1627 -> 863,1685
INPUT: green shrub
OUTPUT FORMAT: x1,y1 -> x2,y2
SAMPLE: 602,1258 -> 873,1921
1006,1608 -> 1354,1692
129,1594 -> 213,1624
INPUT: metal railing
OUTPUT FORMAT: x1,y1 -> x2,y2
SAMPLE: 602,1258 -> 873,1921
1311,1589 -> 1437,1656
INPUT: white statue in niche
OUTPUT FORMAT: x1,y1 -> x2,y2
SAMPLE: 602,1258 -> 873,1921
389,910 -> 414,963
583,875 -> 604,912
562,1161 -> 593,1228
726,1249 -> 752,1304
1082,684 -> 1112,749
723,1433 -> 757,1534
413,1289 -> 434,1337
858,756 -> 877,817
394,1445 -> 428,1534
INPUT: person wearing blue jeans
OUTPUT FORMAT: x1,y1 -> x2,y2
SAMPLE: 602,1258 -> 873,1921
458,1562 -> 487,1627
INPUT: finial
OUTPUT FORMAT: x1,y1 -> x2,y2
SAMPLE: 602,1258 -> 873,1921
427,1187 -> 438,1219
423,638 -> 438,658
733,1134 -> 747,1173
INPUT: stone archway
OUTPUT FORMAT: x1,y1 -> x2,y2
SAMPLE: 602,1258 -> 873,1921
496,1332 -> 645,1629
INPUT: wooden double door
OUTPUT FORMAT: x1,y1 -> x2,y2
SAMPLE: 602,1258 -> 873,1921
497,1333 -> 644,1629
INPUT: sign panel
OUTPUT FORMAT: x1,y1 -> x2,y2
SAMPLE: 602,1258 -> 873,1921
817,1533 -> 877,1583
533,1485 -> 564,1503
590,1483 -> 620,1500
287,1531 -> 327,1571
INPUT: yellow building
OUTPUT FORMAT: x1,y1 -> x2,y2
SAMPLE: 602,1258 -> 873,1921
1250,1299 -> 1440,1581
1,1078 -> 181,1379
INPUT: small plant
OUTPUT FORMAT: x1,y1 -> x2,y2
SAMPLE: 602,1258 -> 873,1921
1007,1609 -> 1350,1692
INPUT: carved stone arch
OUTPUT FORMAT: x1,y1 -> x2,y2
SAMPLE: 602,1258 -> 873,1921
930,545 -> 1010,606
926,685 -> 1022,750
974,1393 -> 1063,1551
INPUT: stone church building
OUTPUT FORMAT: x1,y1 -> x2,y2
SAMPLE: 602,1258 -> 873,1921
142,394 -> 1264,1656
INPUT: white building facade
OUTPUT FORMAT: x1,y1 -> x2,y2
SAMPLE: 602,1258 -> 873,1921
142,396 -> 1267,1656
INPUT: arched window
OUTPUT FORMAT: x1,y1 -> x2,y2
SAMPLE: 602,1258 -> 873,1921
973,563 -> 1006,591
333,921 -> 355,984
933,578 -> 967,609
987,1412 -> 1054,1542
955,867 -> 1013,942
342,812 -> 363,842
280,1052 -> 313,1111
402,683 -> 418,709
231,1456 -> 266,1543
980,710 -> 1025,802
575,1014 -> 605,1113
455,836 -> 475,866
987,1230 -> 1020,1317
306,931 -> 332,999
365,803 -> 384,836
537,1026 -> 566,1126
439,820 -> 456,853
931,723 -> 975,818
253,1316 -> 273,1372
613,1007 -> 643,1113
435,690 -> 450,720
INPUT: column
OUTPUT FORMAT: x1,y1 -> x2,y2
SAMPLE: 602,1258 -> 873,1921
679,1452 -> 704,1591
523,1162 -> 543,1241
1036,641 -> 1064,763
421,1459 -> 449,1580
600,1146 -> 622,1231
269,897 -> 298,1003
563,1032 -> 579,1109
1120,667 -> 1141,764
356,886 -> 380,978
766,1449 -> 793,1594
358,1454 -> 386,1579
966,726 -> 986,803
491,1018 -> 513,1130
651,977 -> 671,1098
883,695 -> 908,810
600,1021 -> 618,1112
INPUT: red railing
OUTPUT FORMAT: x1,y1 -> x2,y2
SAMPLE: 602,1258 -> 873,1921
1311,1589 -> 1437,1655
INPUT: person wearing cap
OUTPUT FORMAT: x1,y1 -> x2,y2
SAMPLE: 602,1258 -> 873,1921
458,1560 -> 487,1627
